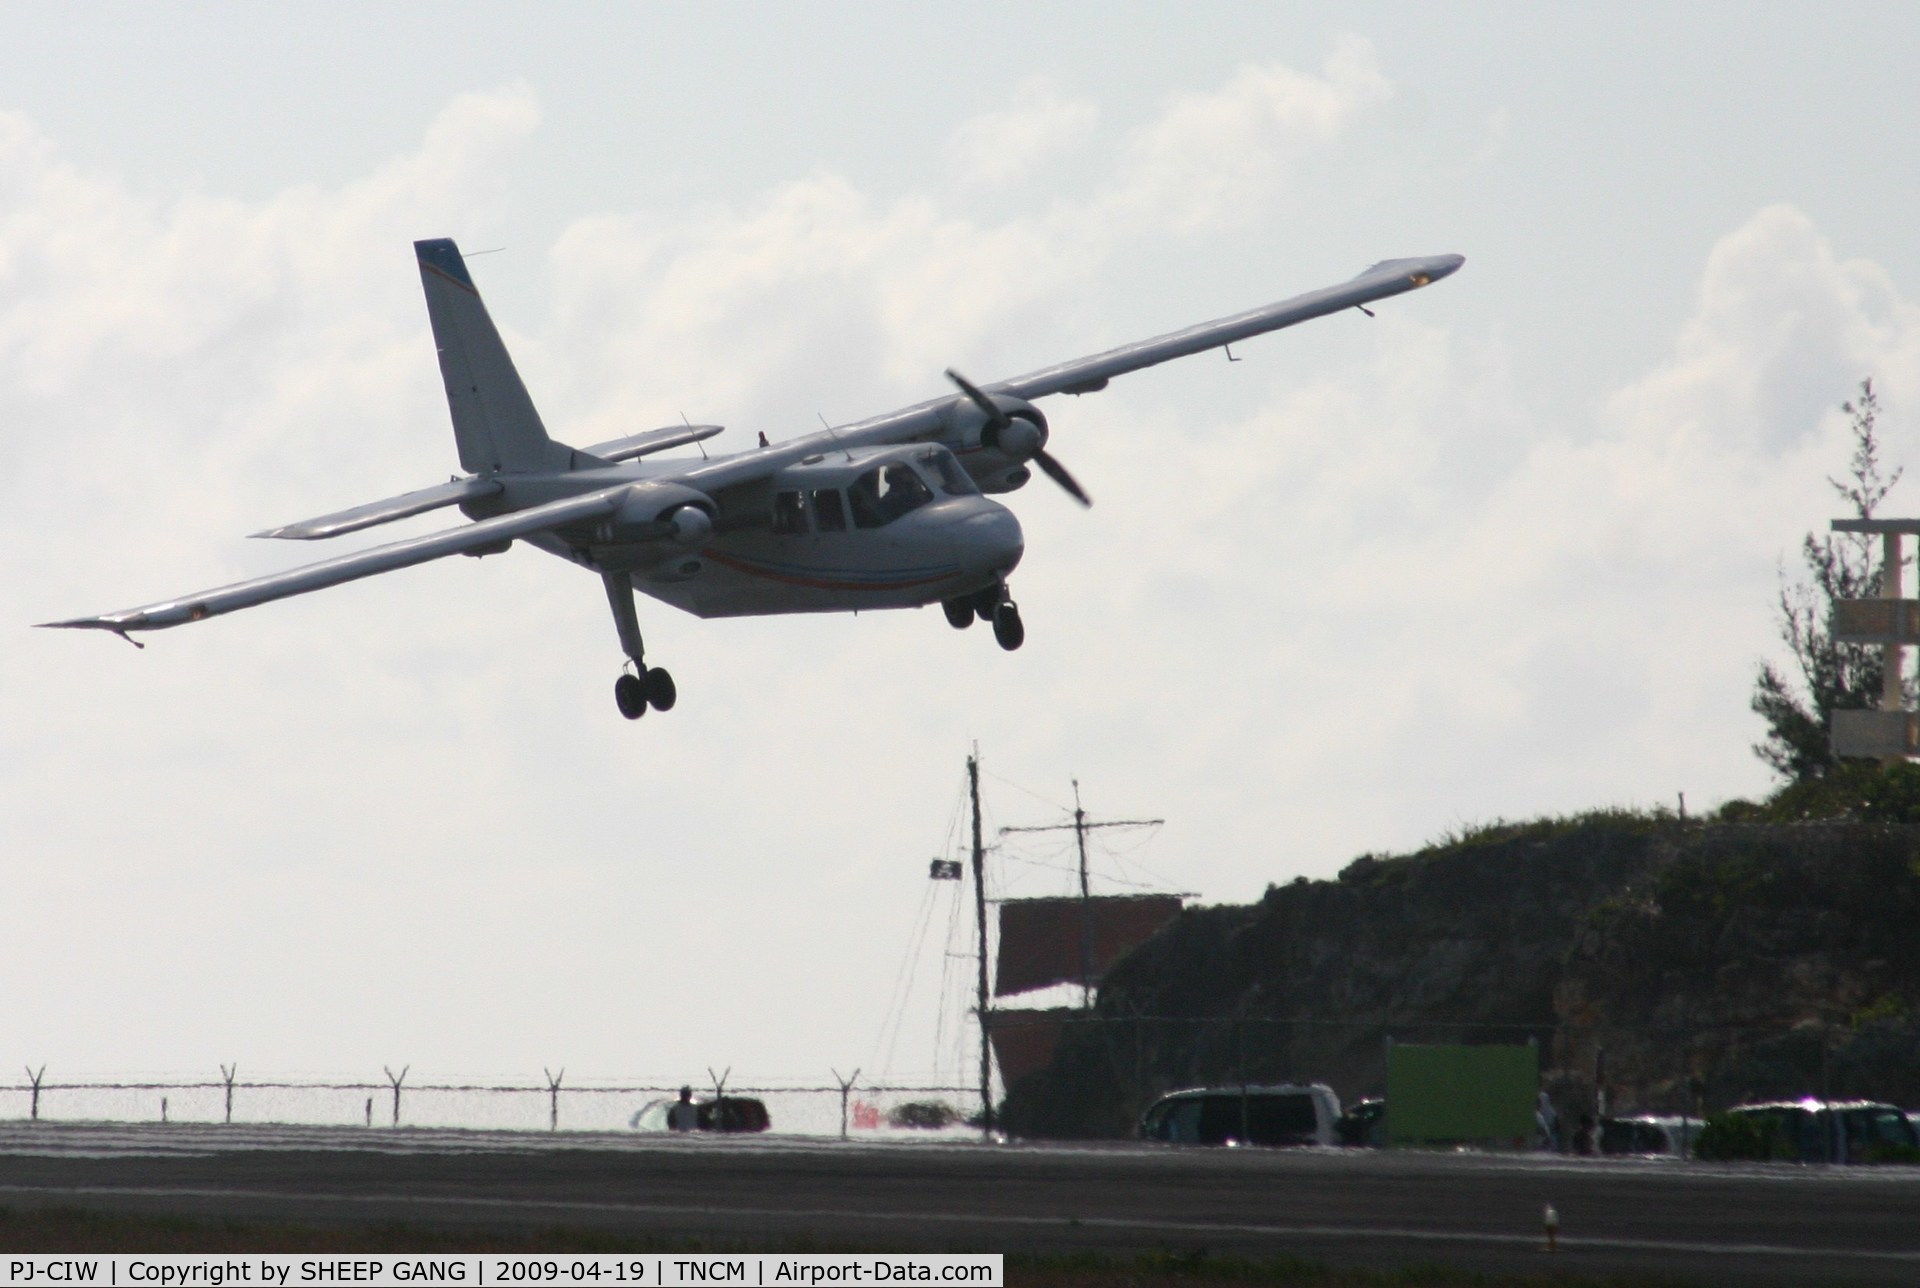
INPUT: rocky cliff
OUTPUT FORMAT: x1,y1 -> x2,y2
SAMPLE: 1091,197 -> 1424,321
998,813 -> 1920,1139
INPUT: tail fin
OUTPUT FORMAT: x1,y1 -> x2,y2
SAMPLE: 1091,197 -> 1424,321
415,238 -> 572,475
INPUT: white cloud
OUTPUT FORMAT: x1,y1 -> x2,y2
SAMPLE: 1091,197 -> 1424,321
944,77 -> 1099,188
1105,36 -> 1392,232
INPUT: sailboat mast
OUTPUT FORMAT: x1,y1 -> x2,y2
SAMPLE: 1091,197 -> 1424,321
1074,779 -> 1092,1009
969,750 -> 993,1136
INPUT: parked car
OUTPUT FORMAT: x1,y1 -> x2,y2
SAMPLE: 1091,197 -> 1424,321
630,1095 -> 772,1133
1599,1115 -> 1702,1157
1140,1084 -> 1341,1147
1335,1097 -> 1386,1147
1709,1099 -> 1917,1163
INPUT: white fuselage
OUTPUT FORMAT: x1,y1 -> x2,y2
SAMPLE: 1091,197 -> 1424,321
486,443 -> 1026,619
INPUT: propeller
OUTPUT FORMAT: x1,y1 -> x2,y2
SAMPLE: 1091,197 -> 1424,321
945,368 -> 1091,507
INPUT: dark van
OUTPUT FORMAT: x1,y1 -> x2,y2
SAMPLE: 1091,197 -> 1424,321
1139,1084 -> 1341,1147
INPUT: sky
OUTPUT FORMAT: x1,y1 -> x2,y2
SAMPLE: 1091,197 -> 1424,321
4,2 -> 1920,1096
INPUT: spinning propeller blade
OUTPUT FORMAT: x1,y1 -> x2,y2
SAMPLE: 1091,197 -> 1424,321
944,369 -> 1091,508
1032,448 -> 1091,507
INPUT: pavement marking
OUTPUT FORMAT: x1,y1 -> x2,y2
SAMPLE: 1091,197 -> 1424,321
3,1183 -> 1918,1264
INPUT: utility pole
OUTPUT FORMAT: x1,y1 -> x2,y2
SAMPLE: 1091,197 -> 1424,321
969,749 -> 993,1136
1002,782 -> 1162,1007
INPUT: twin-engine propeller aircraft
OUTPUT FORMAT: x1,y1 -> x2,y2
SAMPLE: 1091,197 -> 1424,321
41,239 -> 1462,720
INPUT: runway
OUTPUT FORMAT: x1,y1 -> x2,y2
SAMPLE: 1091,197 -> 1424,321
3,1123 -> 1918,1285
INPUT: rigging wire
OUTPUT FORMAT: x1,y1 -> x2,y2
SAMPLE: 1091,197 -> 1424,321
867,873 -> 939,1081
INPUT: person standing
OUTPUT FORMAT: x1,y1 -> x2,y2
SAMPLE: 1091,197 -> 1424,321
667,1085 -> 699,1132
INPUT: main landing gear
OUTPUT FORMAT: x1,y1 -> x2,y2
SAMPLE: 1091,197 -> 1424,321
604,572 -> 676,721
943,583 -> 1023,652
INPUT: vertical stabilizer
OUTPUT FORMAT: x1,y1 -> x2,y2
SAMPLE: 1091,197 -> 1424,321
415,238 -> 572,475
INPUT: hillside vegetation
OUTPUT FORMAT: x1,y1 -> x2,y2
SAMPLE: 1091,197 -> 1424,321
1001,765 -> 1920,1139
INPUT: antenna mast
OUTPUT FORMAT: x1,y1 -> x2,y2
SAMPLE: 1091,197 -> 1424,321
1001,780 -> 1163,1008
969,748 -> 993,1136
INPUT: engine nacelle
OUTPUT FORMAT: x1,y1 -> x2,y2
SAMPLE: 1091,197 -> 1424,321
597,483 -> 716,544
937,392 -> 1049,494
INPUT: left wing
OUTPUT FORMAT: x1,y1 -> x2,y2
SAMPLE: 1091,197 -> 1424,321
660,253 -> 1464,495
39,482 -> 664,641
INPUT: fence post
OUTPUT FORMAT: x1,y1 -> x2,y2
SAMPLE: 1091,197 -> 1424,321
831,1067 -> 860,1139
26,1065 -> 45,1122
220,1064 -> 238,1125
545,1067 -> 564,1132
384,1065 -> 408,1127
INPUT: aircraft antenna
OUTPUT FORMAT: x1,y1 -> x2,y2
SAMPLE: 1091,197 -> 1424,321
681,413 -> 708,459
819,412 -> 853,461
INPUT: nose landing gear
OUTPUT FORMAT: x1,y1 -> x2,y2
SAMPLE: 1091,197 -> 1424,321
992,601 -> 1024,651
604,572 -> 676,721
946,583 -> 1023,651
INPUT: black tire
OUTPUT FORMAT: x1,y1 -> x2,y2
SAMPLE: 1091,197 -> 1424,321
992,603 -> 1024,651
974,586 -> 1003,622
644,667 -> 678,712
614,673 -> 648,720
943,598 -> 974,629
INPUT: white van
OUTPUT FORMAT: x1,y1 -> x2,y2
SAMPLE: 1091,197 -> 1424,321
1139,1084 -> 1342,1147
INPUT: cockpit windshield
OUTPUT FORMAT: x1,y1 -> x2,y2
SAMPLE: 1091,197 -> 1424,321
917,446 -> 978,497
848,461 -> 935,528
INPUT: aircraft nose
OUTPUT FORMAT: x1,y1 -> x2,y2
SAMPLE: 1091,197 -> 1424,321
959,502 -> 1024,577
1432,253 -> 1466,280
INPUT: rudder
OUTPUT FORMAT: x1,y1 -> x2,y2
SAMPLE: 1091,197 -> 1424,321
415,238 -> 571,475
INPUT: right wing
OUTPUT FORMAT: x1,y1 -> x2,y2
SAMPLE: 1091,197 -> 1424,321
39,482 -> 657,640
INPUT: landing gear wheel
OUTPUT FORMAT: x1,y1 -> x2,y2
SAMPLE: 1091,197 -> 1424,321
974,586 -> 1004,622
943,598 -> 975,630
992,603 -> 1025,651
643,666 -> 677,712
614,673 -> 648,720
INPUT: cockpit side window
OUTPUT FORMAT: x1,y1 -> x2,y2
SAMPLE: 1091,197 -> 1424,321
771,490 -> 809,534
918,447 -> 979,497
812,488 -> 848,532
848,462 -> 934,528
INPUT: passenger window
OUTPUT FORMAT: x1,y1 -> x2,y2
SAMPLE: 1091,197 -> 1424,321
771,491 -> 808,534
812,488 -> 848,532
848,463 -> 935,528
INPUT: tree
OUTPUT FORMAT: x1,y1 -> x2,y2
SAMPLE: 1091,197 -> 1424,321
1752,379 -> 1902,780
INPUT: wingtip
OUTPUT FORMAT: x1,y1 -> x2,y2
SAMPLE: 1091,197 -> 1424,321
35,618 -> 146,647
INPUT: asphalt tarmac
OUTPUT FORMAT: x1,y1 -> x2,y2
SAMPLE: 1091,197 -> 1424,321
3,1123 -> 1918,1285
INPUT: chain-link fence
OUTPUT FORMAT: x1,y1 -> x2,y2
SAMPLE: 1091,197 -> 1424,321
5,1066 -> 984,1138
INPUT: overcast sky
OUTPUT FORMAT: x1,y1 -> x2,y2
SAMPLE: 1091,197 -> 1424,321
4,3 -> 1920,1096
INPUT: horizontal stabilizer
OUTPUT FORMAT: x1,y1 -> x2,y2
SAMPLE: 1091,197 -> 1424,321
581,424 -> 725,464
252,477 -> 505,541
38,481 -> 675,637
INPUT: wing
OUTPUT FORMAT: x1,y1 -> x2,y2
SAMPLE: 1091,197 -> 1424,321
660,253 -> 1464,495
993,254 -> 1464,400
39,482 -> 658,640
